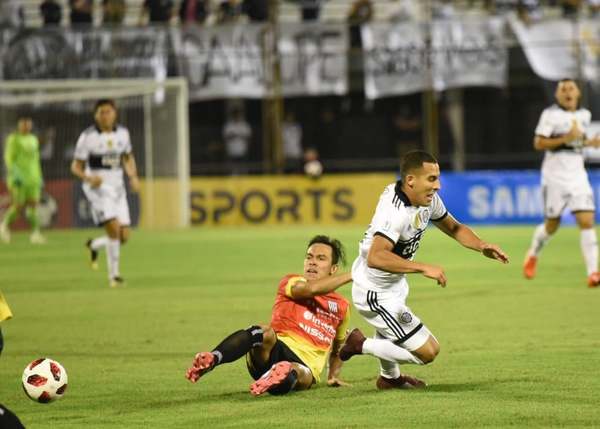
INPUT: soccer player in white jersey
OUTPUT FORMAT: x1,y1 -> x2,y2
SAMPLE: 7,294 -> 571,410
339,150 -> 509,389
71,99 -> 140,288
523,79 -> 600,287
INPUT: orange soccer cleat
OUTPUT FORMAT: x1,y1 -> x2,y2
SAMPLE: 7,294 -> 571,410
185,352 -> 216,383
523,255 -> 537,280
249,361 -> 295,396
587,272 -> 600,288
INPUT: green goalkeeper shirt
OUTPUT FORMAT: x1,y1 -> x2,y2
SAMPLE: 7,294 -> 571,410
3,131 -> 42,187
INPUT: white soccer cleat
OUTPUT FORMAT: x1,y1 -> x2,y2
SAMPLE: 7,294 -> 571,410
30,231 -> 46,244
0,223 -> 11,243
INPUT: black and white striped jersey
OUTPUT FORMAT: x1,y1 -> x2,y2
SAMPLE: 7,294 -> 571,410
353,181 -> 448,290
73,124 -> 132,189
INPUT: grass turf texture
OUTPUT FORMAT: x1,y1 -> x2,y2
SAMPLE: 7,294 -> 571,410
0,225 -> 599,428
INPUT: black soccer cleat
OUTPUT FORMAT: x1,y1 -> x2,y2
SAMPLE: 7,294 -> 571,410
86,239 -> 99,271
109,276 -> 125,288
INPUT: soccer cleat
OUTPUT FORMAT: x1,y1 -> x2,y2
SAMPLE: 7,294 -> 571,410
30,231 -> 46,244
86,239 -> 99,270
376,374 -> 427,390
523,255 -> 537,279
0,223 -> 10,243
249,361 -> 295,396
339,328 -> 366,361
109,276 -> 125,288
185,352 -> 216,383
587,272 -> 600,288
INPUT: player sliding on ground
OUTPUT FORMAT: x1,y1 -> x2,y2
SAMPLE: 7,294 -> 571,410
339,150 -> 509,389
186,235 -> 352,396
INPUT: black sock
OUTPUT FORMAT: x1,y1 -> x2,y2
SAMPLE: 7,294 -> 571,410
212,325 -> 264,365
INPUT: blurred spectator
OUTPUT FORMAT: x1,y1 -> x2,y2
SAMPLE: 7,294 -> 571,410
517,0 -> 543,23
103,0 -> 126,25
242,0 -> 269,22
40,0 -> 63,26
0,0 -> 24,27
69,0 -> 93,25
223,108 -> 252,174
301,0 -> 321,21
140,0 -> 174,24
347,0 -> 373,48
282,111 -> 303,173
432,0 -> 456,19
179,0 -> 209,25
561,0 -> 582,17
217,0 -> 243,24
390,105 -> 421,157
303,148 -> 323,179
389,0 -> 418,21
589,0 -> 600,16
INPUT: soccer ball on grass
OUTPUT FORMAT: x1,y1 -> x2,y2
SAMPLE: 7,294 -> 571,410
22,358 -> 68,403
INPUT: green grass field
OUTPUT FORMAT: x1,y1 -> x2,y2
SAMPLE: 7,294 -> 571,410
1,225 -> 599,428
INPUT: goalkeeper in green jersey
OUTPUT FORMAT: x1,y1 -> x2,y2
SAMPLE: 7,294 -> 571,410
1,116 -> 45,244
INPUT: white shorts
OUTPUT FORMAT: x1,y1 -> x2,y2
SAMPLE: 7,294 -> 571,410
542,181 -> 595,218
83,183 -> 131,226
352,285 -> 431,351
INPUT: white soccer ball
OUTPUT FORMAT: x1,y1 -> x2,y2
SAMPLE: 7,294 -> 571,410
304,160 -> 323,178
22,358 -> 68,403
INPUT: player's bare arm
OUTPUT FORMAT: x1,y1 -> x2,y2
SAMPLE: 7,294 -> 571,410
327,338 -> 350,387
367,235 -> 447,286
122,153 -> 140,193
289,272 -> 352,299
584,134 -> 600,148
434,214 -> 509,264
70,159 -> 102,188
534,120 -> 583,151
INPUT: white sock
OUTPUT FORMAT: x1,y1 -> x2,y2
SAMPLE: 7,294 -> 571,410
362,338 -> 423,365
528,223 -> 551,257
379,359 -> 401,379
91,236 -> 108,251
106,239 -> 121,279
580,228 -> 598,275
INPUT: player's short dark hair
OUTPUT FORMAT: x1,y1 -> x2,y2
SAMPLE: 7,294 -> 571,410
307,235 -> 346,266
400,150 -> 438,180
94,99 -> 117,113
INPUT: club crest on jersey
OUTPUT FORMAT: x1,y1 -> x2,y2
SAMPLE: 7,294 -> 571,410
400,312 -> 413,323
327,301 -> 338,313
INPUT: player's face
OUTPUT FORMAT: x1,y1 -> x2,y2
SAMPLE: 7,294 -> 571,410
405,162 -> 441,206
303,243 -> 338,281
17,118 -> 32,134
555,81 -> 580,111
95,104 -> 117,131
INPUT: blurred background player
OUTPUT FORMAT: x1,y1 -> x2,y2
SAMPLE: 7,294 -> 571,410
71,99 -> 140,288
0,290 -> 13,356
186,235 -> 352,396
340,151 -> 509,389
1,116 -> 45,244
523,79 -> 600,287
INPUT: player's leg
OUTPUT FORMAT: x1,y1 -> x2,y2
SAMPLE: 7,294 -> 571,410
25,184 -> 45,243
104,218 -> 123,287
186,324 -> 269,382
1,186 -> 25,243
524,184 -> 566,279
573,210 -> 599,286
84,187 -> 110,269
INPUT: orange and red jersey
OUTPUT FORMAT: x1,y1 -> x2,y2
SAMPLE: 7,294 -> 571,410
270,274 -> 350,382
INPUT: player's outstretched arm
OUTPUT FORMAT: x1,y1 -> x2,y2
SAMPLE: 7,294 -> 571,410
434,213 -> 509,264
534,120 -> 583,151
289,272 -> 352,300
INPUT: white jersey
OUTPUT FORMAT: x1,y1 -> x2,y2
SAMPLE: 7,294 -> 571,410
352,182 -> 448,294
535,104 -> 591,187
73,124 -> 132,189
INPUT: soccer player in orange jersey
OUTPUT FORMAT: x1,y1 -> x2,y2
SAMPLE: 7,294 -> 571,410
185,235 -> 352,396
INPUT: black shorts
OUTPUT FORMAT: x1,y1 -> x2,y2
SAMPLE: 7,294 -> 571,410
246,338 -> 307,380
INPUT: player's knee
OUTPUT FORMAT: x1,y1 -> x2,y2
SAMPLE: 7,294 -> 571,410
246,325 -> 268,347
578,219 -> 594,229
258,325 -> 276,346
420,344 -> 440,364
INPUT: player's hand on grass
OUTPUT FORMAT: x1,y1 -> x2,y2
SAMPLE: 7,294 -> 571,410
480,243 -> 509,264
129,175 -> 140,193
422,265 -> 447,287
327,377 -> 351,387
86,175 -> 103,188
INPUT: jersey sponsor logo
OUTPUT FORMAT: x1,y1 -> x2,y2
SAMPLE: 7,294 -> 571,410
393,229 -> 424,259
298,322 -> 333,344
302,310 -> 336,335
